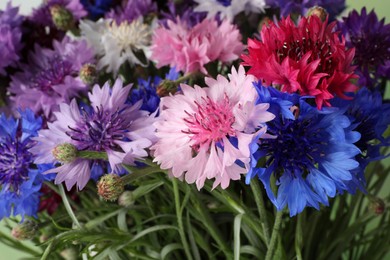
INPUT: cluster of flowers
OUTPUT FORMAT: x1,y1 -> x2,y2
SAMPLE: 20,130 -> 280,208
0,0 -> 389,221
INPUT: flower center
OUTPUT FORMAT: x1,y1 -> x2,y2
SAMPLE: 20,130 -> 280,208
31,56 -> 75,95
350,34 -> 390,68
276,37 -> 335,75
260,118 -> 327,178
107,20 -> 151,51
183,95 -> 235,150
66,106 -> 132,151
216,0 -> 232,7
0,137 -> 32,192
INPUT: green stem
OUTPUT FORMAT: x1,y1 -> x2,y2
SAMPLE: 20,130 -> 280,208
172,179 -> 193,260
250,178 -> 271,245
58,184 -> 82,229
265,211 -> 283,260
295,214 -> 303,260
121,164 -> 164,184
78,150 -> 108,160
190,189 -> 232,258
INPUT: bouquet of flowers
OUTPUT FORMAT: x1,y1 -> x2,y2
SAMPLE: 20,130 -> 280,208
0,0 -> 389,259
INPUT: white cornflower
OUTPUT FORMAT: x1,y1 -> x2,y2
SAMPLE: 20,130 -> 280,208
193,0 -> 267,22
80,18 -> 152,74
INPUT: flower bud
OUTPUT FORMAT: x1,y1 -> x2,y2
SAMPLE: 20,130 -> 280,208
369,197 -> 385,215
11,220 -> 39,240
118,191 -> 134,207
53,143 -> 78,163
50,5 -> 75,31
156,80 -> 178,97
307,6 -> 328,22
97,174 -> 124,201
79,64 -> 98,85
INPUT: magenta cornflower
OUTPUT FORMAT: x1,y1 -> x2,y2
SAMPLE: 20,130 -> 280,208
151,66 -> 274,189
242,15 -> 358,109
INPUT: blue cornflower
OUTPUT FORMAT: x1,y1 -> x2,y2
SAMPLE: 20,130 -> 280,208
0,109 -> 47,220
332,88 -> 390,161
129,68 -> 179,113
80,0 -> 115,20
338,8 -> 390,88
247,83 -> 362,216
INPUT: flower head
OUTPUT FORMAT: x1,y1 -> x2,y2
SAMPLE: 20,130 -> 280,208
81,18 -> 152,74
193,0 -> 267,21
30,79 -> 157,190
242,15 -> 358,109
0,109 -> 48,220
332,88 -> 390,160
9,36 -> 95,119
151,18 -> 243,74
247,83 -> 362,216
151,66 -> 274,189
0,3 -> 23,75
105,0 -> 157,24
338,8 -> 390,88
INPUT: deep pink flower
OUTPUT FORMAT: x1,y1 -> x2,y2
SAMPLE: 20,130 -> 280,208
151,18 -> 243,74
151,66 -> 274,189
242,15 -> 358,109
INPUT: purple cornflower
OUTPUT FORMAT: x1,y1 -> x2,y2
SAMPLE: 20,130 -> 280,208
160,1 -> 206,28
338,8 -> 390,88
0,3 -> 23,75
80,0 -> 118,20
30,79 -> 157,190
0,109 -> 50,220
9,36 -> 95,119
30,0 -> 87,28
105,0 -> 157,24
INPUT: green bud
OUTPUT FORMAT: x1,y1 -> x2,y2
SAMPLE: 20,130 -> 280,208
50,5 -> 75,31
11,220 -> 39,240
118,191 -> 134,207
79,64 -> 98,85
307,6 -> 328,22
97,174 -> 124,201
53,143 -> 78,163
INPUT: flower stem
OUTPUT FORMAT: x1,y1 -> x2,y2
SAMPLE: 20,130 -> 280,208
58,184 -> 81,229
265,210 -> 283,260
172,179 -> 193,260
250,178 -> 271,245
78,150 -> 108,160
295,213 -> 303,260
121,164 -> 164,184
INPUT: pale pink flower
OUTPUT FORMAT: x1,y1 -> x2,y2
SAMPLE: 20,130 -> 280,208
151,66 -> 274,189
151,18 -> 243,74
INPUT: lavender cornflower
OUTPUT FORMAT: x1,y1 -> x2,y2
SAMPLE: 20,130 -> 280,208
30,79 -> 157,190
105,0 -> 157,24
0,3 -> 23,75
9,36 -> 95,119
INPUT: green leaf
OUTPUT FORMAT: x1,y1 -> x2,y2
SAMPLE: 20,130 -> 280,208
234,214 -> 244,260
132,181 -> 164,200
160,243 -> 183,259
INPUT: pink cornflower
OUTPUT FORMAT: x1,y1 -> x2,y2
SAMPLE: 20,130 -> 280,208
241,15 -> 358,109
151,66 -> 274,189
151,18 -> 243,74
